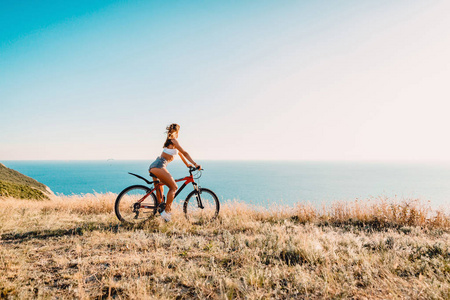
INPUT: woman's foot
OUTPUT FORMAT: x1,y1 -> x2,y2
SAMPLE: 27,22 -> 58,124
160,210 -> 172,222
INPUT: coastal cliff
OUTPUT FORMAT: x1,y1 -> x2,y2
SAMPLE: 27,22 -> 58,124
0,163 -> 52,200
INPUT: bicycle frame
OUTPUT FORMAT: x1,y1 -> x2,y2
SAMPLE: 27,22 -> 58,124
138,174 -> 199,209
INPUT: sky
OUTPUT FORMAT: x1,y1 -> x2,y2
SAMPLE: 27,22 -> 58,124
1,0 -> 449,161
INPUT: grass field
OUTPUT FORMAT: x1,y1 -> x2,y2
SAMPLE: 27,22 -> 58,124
0,194 -> 449,299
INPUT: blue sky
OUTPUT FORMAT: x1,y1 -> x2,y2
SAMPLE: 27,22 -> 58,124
1,0 -> 449,160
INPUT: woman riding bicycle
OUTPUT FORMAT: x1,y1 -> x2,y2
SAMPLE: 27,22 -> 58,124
149,123 -> 201,222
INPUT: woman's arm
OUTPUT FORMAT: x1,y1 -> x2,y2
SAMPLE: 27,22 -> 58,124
171,139 -> 199,167
179,152 -> 192,168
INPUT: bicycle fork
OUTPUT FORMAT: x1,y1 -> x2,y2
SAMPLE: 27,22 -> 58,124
193,182 -> 204,209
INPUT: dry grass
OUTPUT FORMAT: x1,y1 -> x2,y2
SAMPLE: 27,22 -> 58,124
295,196 -> 450,230
0,194 -> 449,299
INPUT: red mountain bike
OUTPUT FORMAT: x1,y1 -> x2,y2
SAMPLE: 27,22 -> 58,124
114,166 -> 219,224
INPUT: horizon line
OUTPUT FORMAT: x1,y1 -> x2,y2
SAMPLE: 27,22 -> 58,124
2,158 -> 450,163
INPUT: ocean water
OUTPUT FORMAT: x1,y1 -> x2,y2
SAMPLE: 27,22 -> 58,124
3,160 -> 450,210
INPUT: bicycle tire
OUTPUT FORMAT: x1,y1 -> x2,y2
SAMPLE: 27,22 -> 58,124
115,185 -> 157,224
183,188 -> 220,223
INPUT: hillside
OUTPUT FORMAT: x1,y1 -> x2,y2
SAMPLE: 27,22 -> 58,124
0,194 -> 449,299
0,163 -> 50,200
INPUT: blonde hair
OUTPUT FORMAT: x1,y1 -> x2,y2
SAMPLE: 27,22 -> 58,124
164,123 -> 180,147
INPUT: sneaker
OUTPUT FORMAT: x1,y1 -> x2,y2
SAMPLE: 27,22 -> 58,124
160,210 -> 172,222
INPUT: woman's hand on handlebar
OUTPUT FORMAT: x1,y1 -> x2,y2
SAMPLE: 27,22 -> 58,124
188,164 -> 202,171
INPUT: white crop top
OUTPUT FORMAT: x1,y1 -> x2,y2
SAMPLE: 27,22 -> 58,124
163,147 -> 178,156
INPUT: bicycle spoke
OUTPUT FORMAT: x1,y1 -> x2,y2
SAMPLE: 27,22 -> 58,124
115,185 -> 157,224
184,188 -> 219,223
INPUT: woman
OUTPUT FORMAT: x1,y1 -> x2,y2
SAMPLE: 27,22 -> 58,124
149,123 -> 201,222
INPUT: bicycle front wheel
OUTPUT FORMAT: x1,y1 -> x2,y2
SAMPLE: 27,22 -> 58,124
183,188 -> 220,223
115,185 -> 157,224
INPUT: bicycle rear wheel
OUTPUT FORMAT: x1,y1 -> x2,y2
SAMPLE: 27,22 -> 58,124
115,185 -> 157,224
183,188 -> 220,223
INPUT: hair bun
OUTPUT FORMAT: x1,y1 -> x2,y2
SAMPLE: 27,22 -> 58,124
165,123 -> 180,136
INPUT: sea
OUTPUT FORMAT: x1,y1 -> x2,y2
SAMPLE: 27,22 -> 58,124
3,160 -> 450,211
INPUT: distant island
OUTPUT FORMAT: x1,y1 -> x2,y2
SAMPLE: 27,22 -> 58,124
0,163 -> 52,200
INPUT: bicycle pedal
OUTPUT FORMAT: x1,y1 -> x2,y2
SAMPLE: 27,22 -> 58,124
157,202 -> 166,213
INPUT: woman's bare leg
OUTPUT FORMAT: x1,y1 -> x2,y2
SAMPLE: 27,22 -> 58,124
150,168 -> 177,212
151,176 -> 164,204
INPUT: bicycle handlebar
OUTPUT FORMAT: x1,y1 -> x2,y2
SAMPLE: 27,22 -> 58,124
188,166 -> 203,173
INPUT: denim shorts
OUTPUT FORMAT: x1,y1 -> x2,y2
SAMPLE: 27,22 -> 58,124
149,156 -> 168,170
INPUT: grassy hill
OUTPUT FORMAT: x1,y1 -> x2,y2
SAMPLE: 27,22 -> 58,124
0,194 -> 449,299
0,163 -> 50,200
